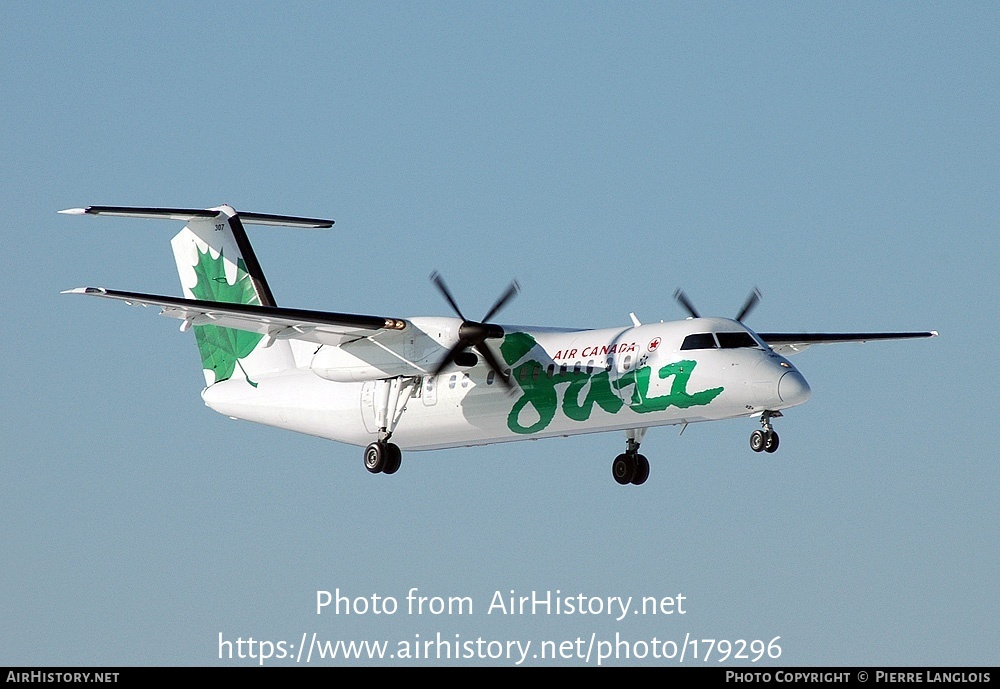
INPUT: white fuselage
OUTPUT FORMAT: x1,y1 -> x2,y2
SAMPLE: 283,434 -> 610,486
200,317 -> 811,451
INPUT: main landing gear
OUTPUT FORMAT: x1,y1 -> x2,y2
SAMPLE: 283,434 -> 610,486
612,429 -> 649,486
363,376 -> 417,476
750,410 -> 781,454
365,441 -> 402,474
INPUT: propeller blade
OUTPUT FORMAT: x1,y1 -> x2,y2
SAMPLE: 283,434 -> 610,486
674,289 -> 700,318
481,280 -> 520,324
430,271 -> 466,321
735,287 -> 762,323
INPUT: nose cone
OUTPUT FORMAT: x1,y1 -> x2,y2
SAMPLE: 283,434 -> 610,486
778,370 -> 811,406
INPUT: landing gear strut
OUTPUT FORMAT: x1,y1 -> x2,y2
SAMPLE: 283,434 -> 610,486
612,430 -> 650,486
363,377 -> 416,475
750,410 -> 781,454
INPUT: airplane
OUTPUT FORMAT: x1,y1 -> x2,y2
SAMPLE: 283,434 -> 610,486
61,204 -> 938,485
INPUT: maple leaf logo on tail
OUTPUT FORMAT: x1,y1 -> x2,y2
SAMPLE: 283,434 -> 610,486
189,245 -> 264,387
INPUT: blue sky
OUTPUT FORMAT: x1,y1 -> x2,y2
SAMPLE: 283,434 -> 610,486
2,2 -> 996,666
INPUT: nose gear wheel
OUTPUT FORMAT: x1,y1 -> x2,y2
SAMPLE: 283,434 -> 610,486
750,410 -> 781,454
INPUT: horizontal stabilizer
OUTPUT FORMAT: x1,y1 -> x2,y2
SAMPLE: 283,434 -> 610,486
59,205 -> 334,228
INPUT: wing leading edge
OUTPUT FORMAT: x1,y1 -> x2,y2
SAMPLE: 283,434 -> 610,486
759,331 -> 938,355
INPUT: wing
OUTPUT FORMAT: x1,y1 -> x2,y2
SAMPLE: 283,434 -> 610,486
63,287 -> 406,348
758,331 -> 938,356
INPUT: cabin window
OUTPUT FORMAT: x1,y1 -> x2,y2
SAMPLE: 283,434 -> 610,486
532,365 -> 541,381
680,333 -> 718,350
573,362 -> 582,374
559,364 -> 568,375
717,332 -> 758,349
448,374 -> 457,389
487,370 -> 495,385
519,367 -> 529,382
586,360 -> 595,374
623,355 -> 632,370
606,357 -> 614,371
546,364 -> 555,377
461,374 -> 470,388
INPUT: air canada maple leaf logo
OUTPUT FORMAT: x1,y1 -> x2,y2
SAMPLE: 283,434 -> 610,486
189,246 -> 263,386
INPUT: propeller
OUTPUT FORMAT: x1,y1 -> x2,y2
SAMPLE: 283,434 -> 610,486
673,287 -> 762,323
430,271 -> 520,388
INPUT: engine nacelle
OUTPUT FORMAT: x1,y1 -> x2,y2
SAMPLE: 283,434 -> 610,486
311,345 -> 414,382
310,317 -> 466,382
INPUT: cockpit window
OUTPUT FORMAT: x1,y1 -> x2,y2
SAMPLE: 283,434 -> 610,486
717,332 -> 759,349
680,333 -> 717,350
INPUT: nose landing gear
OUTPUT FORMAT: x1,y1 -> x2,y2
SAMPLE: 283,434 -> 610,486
750,410 -> 781,453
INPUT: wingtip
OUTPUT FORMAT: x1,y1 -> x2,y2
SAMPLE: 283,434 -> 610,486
58,208 -> 88,215
61,287 -> 106,295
